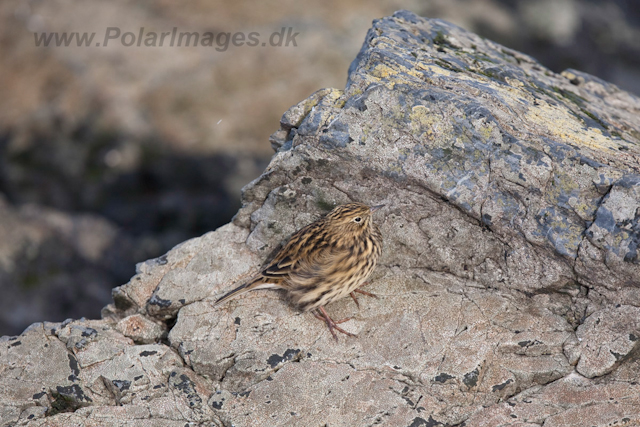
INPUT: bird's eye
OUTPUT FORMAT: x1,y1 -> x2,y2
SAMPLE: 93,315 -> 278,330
353,217 -> 362,223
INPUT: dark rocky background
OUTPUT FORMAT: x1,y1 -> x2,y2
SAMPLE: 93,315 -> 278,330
1,0 -> 639,336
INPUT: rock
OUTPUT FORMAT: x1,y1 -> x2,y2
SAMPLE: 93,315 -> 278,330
2,10 -> 640,427
574,305 -> 640,378
115,314 -> 164,344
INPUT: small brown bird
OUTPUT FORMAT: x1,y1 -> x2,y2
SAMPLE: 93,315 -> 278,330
214,202 -> 384,340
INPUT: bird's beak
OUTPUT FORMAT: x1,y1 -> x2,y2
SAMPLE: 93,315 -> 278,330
370,204 -> 385,212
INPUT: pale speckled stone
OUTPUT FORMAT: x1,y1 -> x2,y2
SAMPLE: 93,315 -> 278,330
115,314 -> 164,344
146,224 -> 259,321
575,305 -> 640,378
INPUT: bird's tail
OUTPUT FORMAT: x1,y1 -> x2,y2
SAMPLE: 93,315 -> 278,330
214,276 -> 279,307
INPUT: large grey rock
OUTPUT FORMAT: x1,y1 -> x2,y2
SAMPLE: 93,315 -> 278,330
2,10 -> 640,427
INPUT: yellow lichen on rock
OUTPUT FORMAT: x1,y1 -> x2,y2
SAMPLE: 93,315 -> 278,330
523,97 -> 618,151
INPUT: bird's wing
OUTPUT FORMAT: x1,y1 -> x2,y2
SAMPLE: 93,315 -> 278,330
286,245 -> 352,289
287,245 -> 358,311
278,245 -> 352,311
261,252 -> 296,277
260,222 -> 327,278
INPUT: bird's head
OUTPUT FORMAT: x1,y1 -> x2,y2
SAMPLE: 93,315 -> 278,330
325,202 -> 384,233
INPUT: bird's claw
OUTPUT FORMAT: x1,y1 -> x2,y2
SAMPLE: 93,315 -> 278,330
314,307 -> 356,341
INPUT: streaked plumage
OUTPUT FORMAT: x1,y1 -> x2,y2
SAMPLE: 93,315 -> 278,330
214,202 -> 384,340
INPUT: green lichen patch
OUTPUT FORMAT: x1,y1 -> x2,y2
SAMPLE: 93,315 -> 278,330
551,86 -> 586,106
580,108 -> 609,130
315,197 -> 336,212
433,31 -> 449,47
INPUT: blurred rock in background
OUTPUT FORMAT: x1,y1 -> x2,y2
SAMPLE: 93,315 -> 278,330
423,0 -> 640,95
0,0 -> 639,336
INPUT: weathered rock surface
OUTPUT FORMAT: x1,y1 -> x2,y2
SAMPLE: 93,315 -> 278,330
2,10 -> 640,427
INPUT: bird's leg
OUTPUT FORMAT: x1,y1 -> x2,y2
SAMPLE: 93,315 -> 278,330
349,282 -> 379,308
354,288 -> 378,298
313,307 -> 355,341
349,292 -> 360,309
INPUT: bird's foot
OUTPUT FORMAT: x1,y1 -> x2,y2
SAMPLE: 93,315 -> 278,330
349,283 -> 379,309
314,306 -> 355,341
